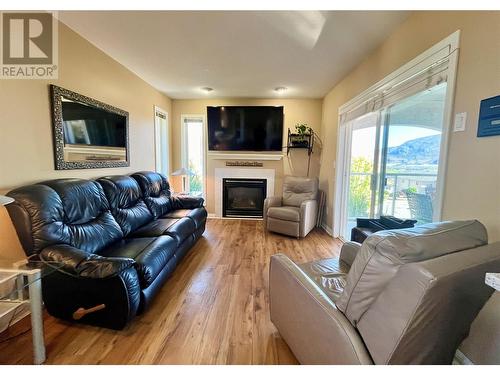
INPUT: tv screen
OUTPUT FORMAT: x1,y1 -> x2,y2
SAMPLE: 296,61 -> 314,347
61,98 -> 127,148
207,106 -> 284,151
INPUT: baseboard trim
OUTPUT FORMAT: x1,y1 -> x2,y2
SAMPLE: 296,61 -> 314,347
321,222 -> 334,237
207,213 -> 262,221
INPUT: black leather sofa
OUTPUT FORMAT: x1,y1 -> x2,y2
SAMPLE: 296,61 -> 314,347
6,171 -> 207,329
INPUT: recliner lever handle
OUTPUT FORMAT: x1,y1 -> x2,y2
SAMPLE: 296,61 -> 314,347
72,304 -> 106,320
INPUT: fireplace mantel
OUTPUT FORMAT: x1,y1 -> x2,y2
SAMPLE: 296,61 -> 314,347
214,168 -> 275,218
208,152 -> 283,161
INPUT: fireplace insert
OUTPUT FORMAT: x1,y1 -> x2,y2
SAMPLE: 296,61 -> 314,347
223,178 -> 267,218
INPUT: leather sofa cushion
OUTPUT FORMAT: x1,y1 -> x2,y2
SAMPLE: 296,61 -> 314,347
41,179 -> 109,224
130,218 -> 178,237
357,243 -> 500,364
171,195 -> 205,209
7,180 -> 124,255
336,220 -> 489,326
282,176 -> 318,207
41,244 -> 135,279
97,176 -> 153,236
267,206 -> 300,222
299,258 -> 350,302
132,172 -> 173,218
130,217 -> 196,245
101,236 -> 177,288
41,179 -> 124,254
162,208 -> 207,229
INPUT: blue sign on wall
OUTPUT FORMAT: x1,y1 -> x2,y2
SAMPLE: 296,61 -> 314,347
477,94 -> 500,137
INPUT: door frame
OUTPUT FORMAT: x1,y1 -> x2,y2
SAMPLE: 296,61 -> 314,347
333,31 -> 460,239
154,106 -> 169,176
180,114 -> 207,198
335,112 -> 382,239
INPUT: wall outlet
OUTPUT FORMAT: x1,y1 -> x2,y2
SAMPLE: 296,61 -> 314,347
454,112 -> 467,132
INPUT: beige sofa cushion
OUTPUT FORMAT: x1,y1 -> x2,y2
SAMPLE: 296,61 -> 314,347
267,217 -> 300,237
267,206 -> 300,222
336,220 -> 488,325
282,176 -> 318,207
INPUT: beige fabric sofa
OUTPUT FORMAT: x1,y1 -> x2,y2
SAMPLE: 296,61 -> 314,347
263,176 -> 319,238
269,220 -> 500,364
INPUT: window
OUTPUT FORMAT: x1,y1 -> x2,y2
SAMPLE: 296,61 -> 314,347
181,115 -> 206,197
340,84 -> 448,239
334,31 -> 460,240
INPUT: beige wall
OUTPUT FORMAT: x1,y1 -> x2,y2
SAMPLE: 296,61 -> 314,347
320,11 -> 500,241
2,11 -> 499,262
171,98 -> 323,214
0,22 -> 172,261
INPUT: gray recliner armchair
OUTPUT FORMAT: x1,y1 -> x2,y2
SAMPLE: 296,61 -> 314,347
270,220 -> 500,364
263,176 -> 319,238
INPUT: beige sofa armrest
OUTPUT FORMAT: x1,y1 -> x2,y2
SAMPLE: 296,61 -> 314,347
340,241 -> 362,267
263,196 -> 282,222
299,199 -> 318,237
269,254 -> 373,364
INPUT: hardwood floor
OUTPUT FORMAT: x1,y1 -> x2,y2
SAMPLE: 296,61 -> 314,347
0,219 -> 342,365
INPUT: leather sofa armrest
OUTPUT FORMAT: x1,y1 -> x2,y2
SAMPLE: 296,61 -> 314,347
40,244 -> 135,279
299,199 -> 318,237
171,194 -> 205,209
340,241 -> 362,267
263,196 -> 282,221
269,254 -> 373,364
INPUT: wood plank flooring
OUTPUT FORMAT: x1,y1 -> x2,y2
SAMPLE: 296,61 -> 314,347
0,219 -> 341,365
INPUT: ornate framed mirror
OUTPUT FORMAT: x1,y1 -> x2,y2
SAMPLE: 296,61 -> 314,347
50,85 -> 130,170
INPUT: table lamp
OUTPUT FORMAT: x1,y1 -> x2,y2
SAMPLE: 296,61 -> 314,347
171,167 -> 194,193
0,195 -> 14,206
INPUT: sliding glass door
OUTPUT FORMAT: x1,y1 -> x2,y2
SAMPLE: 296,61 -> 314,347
339,83 -> 448,240
379,83 -> 447,223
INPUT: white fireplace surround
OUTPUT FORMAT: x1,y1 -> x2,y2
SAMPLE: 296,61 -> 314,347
214,168 -> 275,218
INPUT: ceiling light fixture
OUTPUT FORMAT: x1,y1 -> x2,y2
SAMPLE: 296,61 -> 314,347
202,87 -> 214,94
274,87 -> 287,94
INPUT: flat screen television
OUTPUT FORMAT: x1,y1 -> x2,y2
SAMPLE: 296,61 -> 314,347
207,106 -> 284,151
61,98 -> 127,148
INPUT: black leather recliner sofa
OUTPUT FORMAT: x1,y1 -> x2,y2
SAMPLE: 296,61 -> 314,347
6,171 -> 207,329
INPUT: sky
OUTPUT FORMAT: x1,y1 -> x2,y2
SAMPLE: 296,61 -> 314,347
351,125 -> 440,160
350,84 -> 445,159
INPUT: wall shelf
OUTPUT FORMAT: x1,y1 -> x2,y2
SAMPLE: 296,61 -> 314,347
286,128 -> 315,176
286,129 -> 314,156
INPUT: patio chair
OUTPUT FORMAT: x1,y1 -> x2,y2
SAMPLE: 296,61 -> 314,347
405,190 -> 433,223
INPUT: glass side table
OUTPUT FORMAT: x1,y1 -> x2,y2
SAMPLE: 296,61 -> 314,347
0,259 -> 63,364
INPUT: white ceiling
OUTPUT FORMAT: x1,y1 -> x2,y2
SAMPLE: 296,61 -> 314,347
59,11 -> 410,99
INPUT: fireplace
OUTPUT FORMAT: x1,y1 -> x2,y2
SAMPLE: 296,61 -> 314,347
223,178 -> 267,218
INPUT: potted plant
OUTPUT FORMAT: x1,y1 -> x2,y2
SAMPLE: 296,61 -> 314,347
292,123 -> 312,147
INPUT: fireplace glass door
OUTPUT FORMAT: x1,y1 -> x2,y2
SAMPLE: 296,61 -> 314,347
223,178 -> 267,218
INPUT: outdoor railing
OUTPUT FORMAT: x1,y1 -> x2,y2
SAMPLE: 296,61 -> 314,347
349,171 -> 438,219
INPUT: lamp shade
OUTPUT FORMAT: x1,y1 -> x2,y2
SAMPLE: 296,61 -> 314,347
172,167 -> 194,176
0,195 -> 14,206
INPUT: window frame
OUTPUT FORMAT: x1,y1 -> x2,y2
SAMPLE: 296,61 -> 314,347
180,114 -> 207,198
154,106 -> 169,176
333,31 -> 460,238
